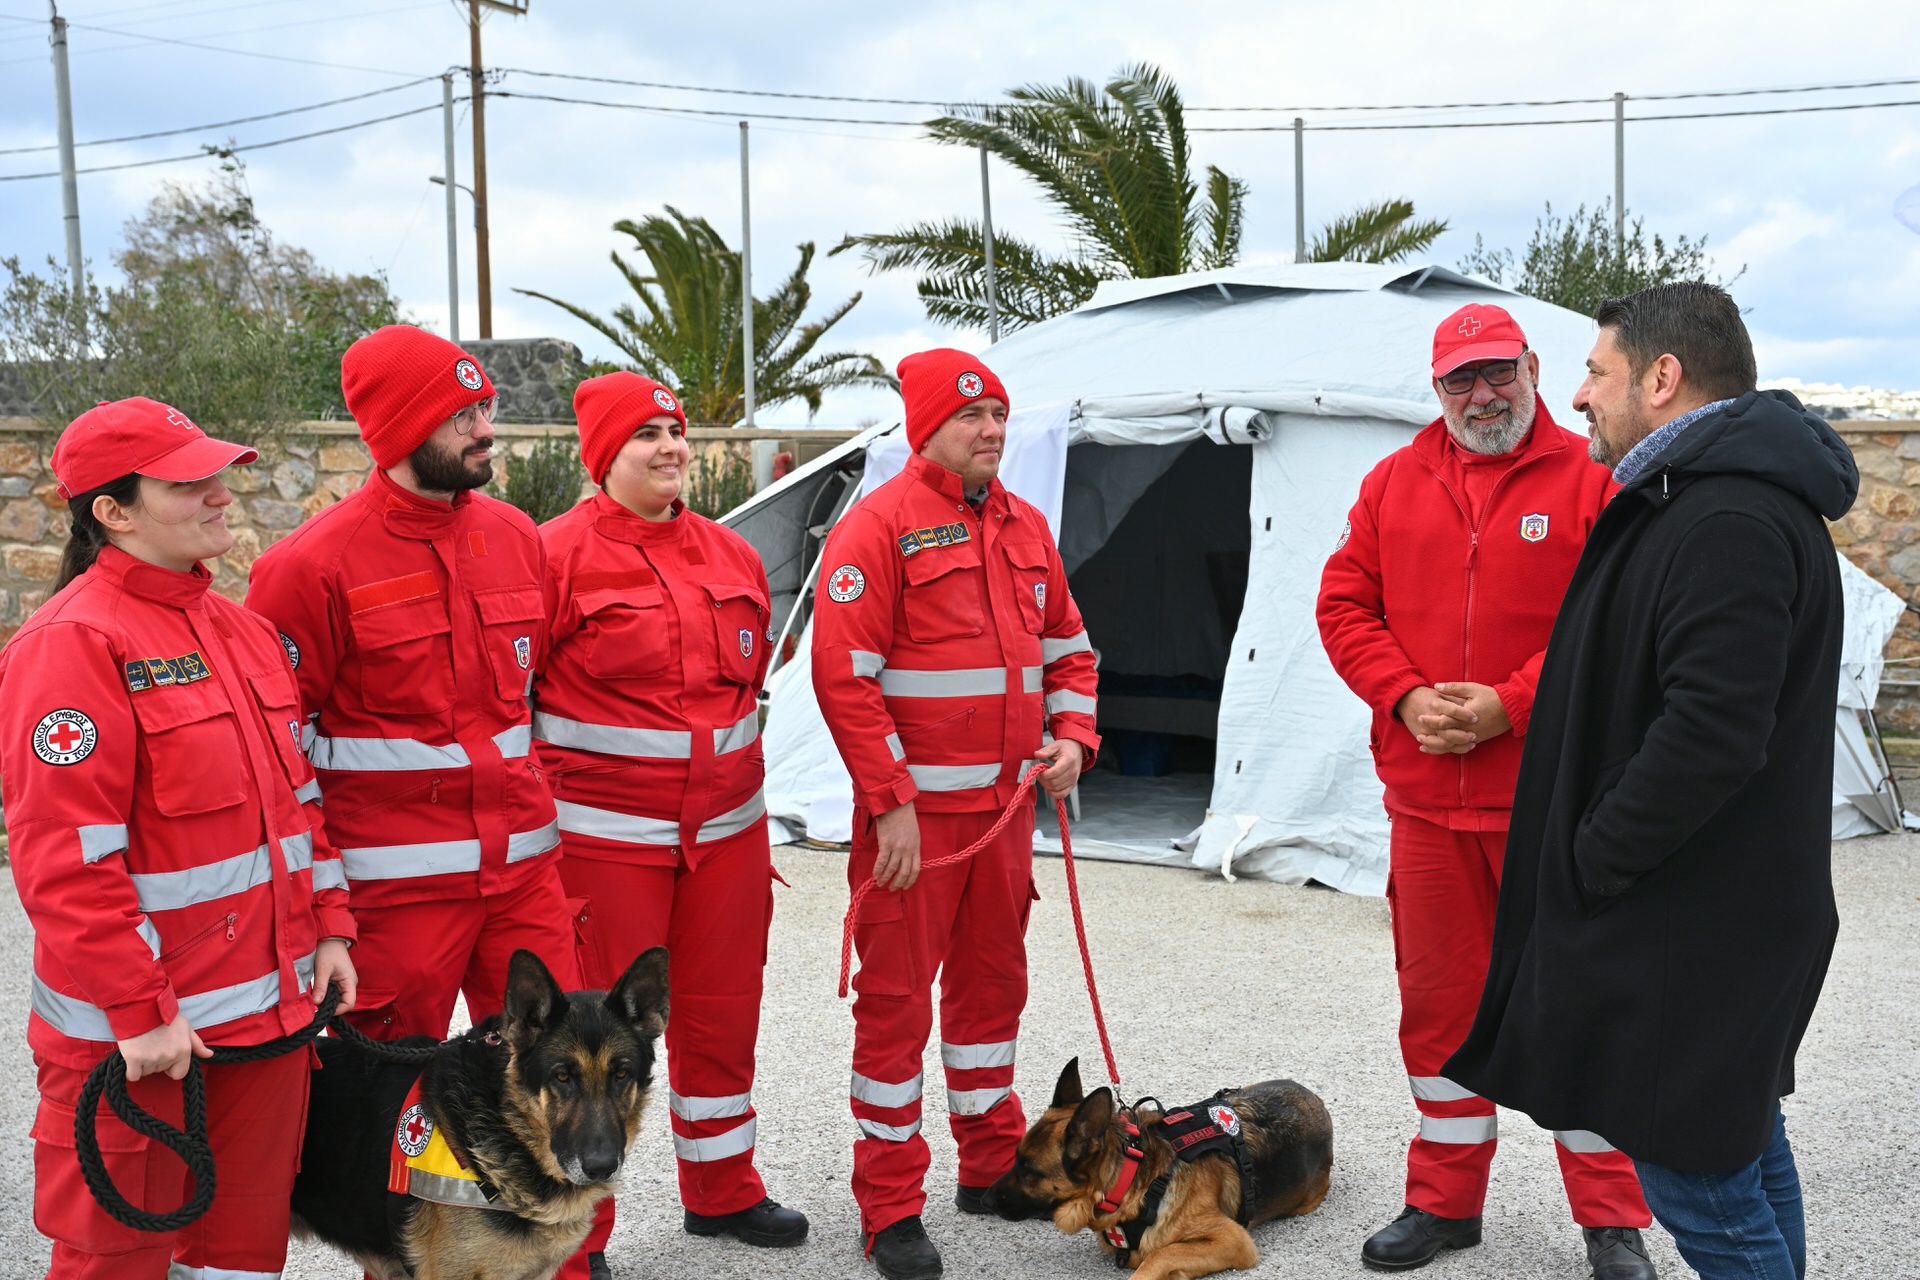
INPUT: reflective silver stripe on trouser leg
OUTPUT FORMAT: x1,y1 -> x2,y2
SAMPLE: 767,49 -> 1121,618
1554,1129 -> 1617,1154
1418,1115 -> 1498,1144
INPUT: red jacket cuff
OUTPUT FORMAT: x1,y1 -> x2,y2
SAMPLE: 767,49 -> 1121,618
1493,680 -> 1530,737
855,776 -> 919,814
104,988 -> 178,1042
315,906 -> 358,945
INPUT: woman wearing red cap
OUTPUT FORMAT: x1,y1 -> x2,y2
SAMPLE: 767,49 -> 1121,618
0,398 -> 357,1280
530,372 -> 806,1270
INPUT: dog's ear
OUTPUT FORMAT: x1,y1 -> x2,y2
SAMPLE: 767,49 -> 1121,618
1062,1086 -> 1116,1178
1051,1057 -> 1084,1110
606,946 -> 669,1040
502,949 -> 568,1048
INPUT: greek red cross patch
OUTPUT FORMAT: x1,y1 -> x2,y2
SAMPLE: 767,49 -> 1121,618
397,1102 -> 432,1157
827,564 -> 866,603
1208,1103 -> 1241,1136
1519,513 -> 1549,543
653,387 -> 678,412
739,628 -> 753,657
33,709 -> 97,766
956,371 -> 985,398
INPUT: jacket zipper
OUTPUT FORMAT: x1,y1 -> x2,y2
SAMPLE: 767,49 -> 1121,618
158,910 -> 239,963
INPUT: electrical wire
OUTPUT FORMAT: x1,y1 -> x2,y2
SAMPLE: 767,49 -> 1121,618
0,10 -> 428,74
1190,96 -> 1920,131
486,89 -> 927,127
0,75 -> 440,155
0,99 -> 454,181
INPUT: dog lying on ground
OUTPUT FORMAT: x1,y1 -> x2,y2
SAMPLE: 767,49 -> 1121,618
985,1058 -> 1333,1280
290,948 -> 669,1280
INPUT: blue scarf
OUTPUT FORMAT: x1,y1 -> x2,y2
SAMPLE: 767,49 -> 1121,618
1611,398 -> 1737,487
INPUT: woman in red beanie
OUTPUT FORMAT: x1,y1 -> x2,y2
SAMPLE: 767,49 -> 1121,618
530,372 -> 808,1271
2,398 -> 356,1280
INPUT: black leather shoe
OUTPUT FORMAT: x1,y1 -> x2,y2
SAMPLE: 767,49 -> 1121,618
683,1197 -> 810,1248
868,1215 -> 942,1280
954,1183 -> 993,1215
1584,1226 -> 1657,1280
585,1252 -> 611,1280
1361,1205 -> 1483,1271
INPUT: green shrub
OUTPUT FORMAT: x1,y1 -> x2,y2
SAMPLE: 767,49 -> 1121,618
492,434 -> 586,525
683,446 -> 755,519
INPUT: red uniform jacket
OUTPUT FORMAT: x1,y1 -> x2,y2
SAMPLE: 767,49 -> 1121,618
246,469 -> 558,909
0,546 -> 353,1070
1316,409 -> 1614,818
533,494 -> 772,866
812,454 -> 1100,815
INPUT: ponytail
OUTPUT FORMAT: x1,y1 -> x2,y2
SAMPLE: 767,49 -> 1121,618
55,473 -> 141,592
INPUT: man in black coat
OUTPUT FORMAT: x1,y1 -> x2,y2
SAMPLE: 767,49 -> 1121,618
1445,283 -> 1857,1280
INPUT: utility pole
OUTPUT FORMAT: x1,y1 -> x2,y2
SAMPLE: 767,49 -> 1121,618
1613,91 -> 1626,250
980,145 -> 998,344
441,74 -> 460,342
49,1 -> 82,298
1293,117 -> 1306,262
461,1 -> 526,339
739,121 -> 755,427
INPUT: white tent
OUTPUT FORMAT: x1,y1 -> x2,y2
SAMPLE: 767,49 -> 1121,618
725,263 -> 1907,895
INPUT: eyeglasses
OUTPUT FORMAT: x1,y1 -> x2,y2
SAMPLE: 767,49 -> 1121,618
449,394 -> 501,435
1437,353 -> 1526,395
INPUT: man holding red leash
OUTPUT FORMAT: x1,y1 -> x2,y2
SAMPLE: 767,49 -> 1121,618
813,348 -> 1099,1280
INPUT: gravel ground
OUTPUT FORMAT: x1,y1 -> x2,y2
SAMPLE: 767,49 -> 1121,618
0,832 -> 1912,1280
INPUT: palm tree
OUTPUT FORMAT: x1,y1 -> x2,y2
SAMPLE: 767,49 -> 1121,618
516,207 -> 894,424
837,65 -> 1447,334
834,63 -> 1244,333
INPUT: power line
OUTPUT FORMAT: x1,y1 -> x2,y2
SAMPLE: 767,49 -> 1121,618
0,0 -> 300,46
0,76 -> 439,155
1191,96 -> 1920,132
498,67 -> 952,107
0,99 -> 453,181
486,89 -> 927,128
0,10 -> 427,74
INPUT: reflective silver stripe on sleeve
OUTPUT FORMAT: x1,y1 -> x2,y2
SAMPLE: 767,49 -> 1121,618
947,1086 -> 1011,1116
879,667 -> 1007,698
293,779 -> 322,805
78,824 -> 129,864
534,711 -> 692,759
1419,1114 -> 1498,1144
506,821 -> 561,863
129,843 -> 272,912
1046,690 -> 1096,716
672,1116 -> 757,1162
493,724 -> 532,759
940,1039 -> 1017,1070
309,734 -> 470,772
1409,1075 -> 1479,1103
310,859 -> 347,893
669,1090 -> 753,1122
908,762 -> 1003,791
279,832 -> 314,875
1554,1129 -> 1617,1154
855,1117 -> 922,1142
32,952 -> 316,1040
851,650 -> 886,679
1041,632 -> 1092,663
884,733 -> 905,761
850,1071 -> 923,1108
555,792 -> 764,848
135,917 -> 161,959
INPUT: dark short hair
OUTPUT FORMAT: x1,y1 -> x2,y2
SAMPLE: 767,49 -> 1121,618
1593,282 -> 1756,402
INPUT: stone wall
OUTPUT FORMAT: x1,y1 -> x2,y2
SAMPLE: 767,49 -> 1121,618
463,338 -> 589,425
1828,424 -> 1920,730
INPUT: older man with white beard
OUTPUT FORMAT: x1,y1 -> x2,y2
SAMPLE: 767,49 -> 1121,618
1318,303 -> 1657,1278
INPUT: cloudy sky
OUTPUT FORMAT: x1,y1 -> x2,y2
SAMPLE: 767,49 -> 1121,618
2,0 -> 1916,427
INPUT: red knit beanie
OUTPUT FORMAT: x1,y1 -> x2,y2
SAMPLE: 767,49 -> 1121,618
572,372 -> 687,484
340,325 -> 494,469
898,348 -> 1009,452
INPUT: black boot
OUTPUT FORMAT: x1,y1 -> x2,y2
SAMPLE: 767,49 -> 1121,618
1361,1205 -> 1484,1271
954,1184 -> 993,1215
1584,1226 -> 1658,1280
683,1197 -> 809,1248
868,1215 -> 942,1280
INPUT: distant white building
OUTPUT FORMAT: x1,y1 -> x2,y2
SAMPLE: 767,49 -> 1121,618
1764,379 -> 1920,421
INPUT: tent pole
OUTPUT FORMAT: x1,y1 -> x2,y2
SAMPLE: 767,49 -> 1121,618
1293,117 -> 1305,262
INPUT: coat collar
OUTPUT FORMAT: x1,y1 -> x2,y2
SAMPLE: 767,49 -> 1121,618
590,489 -> 686,545
92,543 -> 213,607
1410,400 -> 1569,472
364,467 -> 473,540
905,451 -> 1005,512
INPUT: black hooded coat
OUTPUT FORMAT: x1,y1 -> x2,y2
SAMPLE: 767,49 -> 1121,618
1443,389 -> 1859,1171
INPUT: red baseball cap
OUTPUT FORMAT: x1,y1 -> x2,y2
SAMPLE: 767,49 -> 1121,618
1431,303 -> 1528,377
51,398 -> 258,500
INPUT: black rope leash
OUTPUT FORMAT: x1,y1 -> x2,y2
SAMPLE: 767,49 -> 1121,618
74,983 -> 440,1232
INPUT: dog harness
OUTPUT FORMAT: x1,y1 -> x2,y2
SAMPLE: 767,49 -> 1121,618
1097,1093 -> 1257,1265
386,1072 -> 508,1211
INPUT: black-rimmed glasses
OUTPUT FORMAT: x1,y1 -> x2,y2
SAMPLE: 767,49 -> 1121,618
1437,353 -> 1526,396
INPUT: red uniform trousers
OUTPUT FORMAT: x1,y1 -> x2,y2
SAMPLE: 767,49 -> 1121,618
32,1049 -> 312,1280
551,819 -> 776,1278
847,805 -> 1036,1235
341,859 -> 579,1040
1387,810 -> 1648,1226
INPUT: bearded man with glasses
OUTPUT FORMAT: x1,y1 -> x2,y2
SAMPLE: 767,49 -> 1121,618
1318,303 -> 1657,1277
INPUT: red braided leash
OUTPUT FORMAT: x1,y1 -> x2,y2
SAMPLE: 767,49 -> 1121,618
837,763 -> 1122,1087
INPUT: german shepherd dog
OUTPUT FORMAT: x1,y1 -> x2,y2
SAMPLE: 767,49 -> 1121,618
290,948 -> 669,1280
986,1059 -> 1333,1280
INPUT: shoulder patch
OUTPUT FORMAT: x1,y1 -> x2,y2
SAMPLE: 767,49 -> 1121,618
33,709 -> 98,766
826,564 -> 866,603
1334,519 -> 1351,551
279,632 -> 301,670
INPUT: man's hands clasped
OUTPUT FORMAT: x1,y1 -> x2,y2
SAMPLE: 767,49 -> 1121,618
1396,682 -> 1513,755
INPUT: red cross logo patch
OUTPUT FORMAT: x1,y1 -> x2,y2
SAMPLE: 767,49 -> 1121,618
827,564 -> 866,603
163,407 -> 199,433
739,628 -> 754,658
32,709 -> 97,766
652,387 -> 678,412
454,359 -> 484,391
513,635 -> 531,669
397,1102 -> 432,1158
1208,1103 -> 1241,1136
956,371 -> 985,398
1458,314 -> 1482,336
1519,512 -> 1549,543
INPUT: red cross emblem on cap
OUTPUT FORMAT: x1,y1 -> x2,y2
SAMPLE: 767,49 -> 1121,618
1458,314 -> 1482,336
164,408 -> 197,432
46,721 -> 84,753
